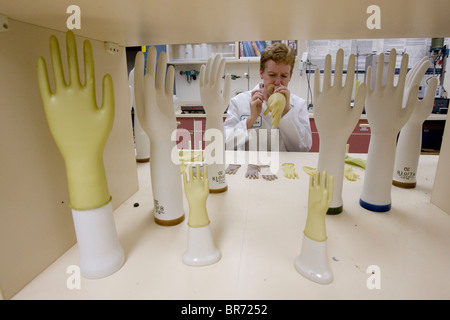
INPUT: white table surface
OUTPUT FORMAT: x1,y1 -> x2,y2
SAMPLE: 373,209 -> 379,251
13,151 -> 450,300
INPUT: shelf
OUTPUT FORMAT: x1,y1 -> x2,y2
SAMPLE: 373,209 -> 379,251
13,152 -> 450,300
238,40 -> 298,59
168,40 -> 298,65
1,1 -> 449,46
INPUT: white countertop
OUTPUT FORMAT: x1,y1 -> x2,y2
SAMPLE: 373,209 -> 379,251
13,152 -> 450,300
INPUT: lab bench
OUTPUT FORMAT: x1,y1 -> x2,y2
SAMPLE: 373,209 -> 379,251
13,151 -> 450,300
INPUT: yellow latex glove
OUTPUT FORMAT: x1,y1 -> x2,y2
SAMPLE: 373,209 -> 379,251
179,150 -> 189,174
344,155 -> 366,169
178,149 -> 204,174
37,31 -> 114,210
183,164 -> 210,228
264,92 -> 286,128
282,163 -> 298,179
304,171 -> 333,242
303,166 -> 317,176
344,164 -> 359,181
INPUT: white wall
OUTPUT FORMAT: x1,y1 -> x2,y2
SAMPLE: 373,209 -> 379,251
173,38 -> 450,105
0,19 -> 139,299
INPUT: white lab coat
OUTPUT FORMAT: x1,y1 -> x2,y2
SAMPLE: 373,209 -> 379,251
223,84 -> 312,152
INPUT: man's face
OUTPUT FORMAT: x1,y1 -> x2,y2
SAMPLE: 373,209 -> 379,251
260,60 -> 291,94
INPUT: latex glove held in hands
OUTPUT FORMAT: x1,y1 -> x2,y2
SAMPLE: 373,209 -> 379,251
264,92 -> 286,128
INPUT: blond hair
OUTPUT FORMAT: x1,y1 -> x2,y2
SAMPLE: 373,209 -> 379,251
260,43 -> 296,76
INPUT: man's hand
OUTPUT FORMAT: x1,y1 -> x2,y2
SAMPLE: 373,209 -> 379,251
247,89 -> 264,129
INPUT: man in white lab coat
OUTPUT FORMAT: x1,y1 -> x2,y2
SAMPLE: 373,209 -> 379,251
224,43 -> 312,152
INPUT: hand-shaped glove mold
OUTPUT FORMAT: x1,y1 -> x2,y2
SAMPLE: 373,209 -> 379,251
360,49 -> 424,212
37,31 -> 123,278
313,48 -> 367,214
182,164 -> 220,266
295,171 -> 334,284
134,47 -> 184,225
129,68 -> 150,162
200,55 -> 231,193
393,59 -> 437,188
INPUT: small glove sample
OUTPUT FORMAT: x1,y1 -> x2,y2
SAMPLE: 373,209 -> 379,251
178,150 -> 190,174
225,164 -> 241,175
344,164 -> 359,181
303,166 -> 318,176
345,155 -> 366,169
260,165 -> 277,181
183,164 -> 210,228
282,163 -> 298,179
245,164 -> 260,179
178,149 -> 204,174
